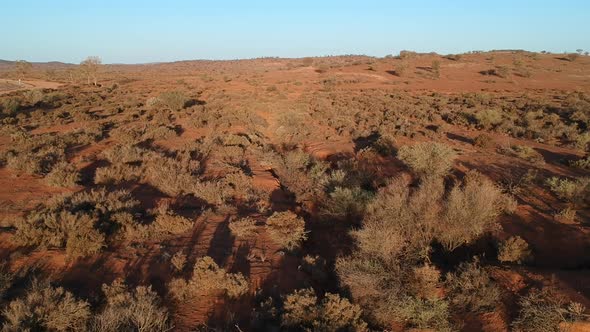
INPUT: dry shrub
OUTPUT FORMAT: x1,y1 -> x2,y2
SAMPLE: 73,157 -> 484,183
390,297 -> 452,331
168,256 -> 248,300
171,252 -> 187,272
571,154 -> 590,170
439,171 -> 515,251
281,288 -> 368,332
500,145 -> 545,164
94,163 -> 141,184
0,264 -> 13,300
92,279 -> 170,332
473,133 -> 494,148
319,186 -> 373,221
512,289 -> 585,332
397,142 -> 456,178
546,176 -> 590,207
498,236 -> 532,264
13,211 -> 105,259
475,109 -> 503,129
229,217 -> 258,239
445,261 -> 501,312
44,161 -> 80,187
336,172 -> 513,329
2,279 -> 90,331
265,211 -> 307,250
13,188 -> 139,257
554,207 -> 577,223
158,91 -> 190,111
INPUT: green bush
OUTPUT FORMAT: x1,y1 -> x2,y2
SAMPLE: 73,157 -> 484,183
445,261 -> 501,312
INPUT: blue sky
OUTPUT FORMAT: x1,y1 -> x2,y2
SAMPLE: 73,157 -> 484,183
1,0 -> 588,63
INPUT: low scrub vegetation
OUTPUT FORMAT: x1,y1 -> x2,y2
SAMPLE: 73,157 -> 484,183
169,256 -> 248,300
397,142 -> 456,178
498,236 -> 532,264
265,211 -> 307,250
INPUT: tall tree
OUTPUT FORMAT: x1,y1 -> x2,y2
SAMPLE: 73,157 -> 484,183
15,60 -> 32,86
80,56 -> 102,85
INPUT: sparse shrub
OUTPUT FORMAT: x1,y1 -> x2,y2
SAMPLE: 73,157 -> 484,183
566,53 -> 580,62
92,279 -> 170,332
571,154 -> 590,170
168,256 -> 248,300
546,176 -> 590,206
500,145 -> 545,164
13,188 -> 139,257
2,279 -> 91,331
397,142 -> 456,178
475,109 -> 503,129
158,91 -> 190,111
1,98 -> 20,116
265,211 -> 307,250
431,60 -> 441,79
439,171 -> 515,251
512,289 -> 586,332
13,211 -> 105,258
229,217 -> 258,239
555,207 -> 577,223
391,297 -> 452,331
171,252 -> 187,272
495,66 -> 511,78
319,186 -> 373,220
474,133 -> 494,148
44,161 -> 80,187
445,261 -> 501,312
498,236 -> 532,264
281,288 -> 368,332
95,163 -> 141,184
394,62 -> 408,77
0,264 -> 13,300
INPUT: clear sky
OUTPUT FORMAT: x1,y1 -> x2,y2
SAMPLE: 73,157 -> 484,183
1,0 -> 588,64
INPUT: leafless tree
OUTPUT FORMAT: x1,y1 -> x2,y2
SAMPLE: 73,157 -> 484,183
15,60 -> 32,86
80,56 -> 102,85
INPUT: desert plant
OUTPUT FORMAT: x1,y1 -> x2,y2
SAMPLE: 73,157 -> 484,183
265,211 -> 307,250
0,264 -> 13,300
319,186 -> 373,220
2,279 -> 91,331
13,211 -> 105,258
546,176 -> 590,206
228,217 -> 258,239
445,261 -> 501,312
80,56 -> 101,85
431,60 -> 441,79
554,207 -> 577,223
566,53 -> 580,62
498,236 -> 532,264
92,279 -> 170,332
170,252 -> 187,272
168,256 -> 248,300
439,171 -> 515,251
397,142 -> 456,178
473,133 -> 494,148
44,161 -> 80,187
159,91 -> 190,111
500,145 -> 545,164
281,288 -> 368,332
475,109 -> 503,129
512,289 -> 586,332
